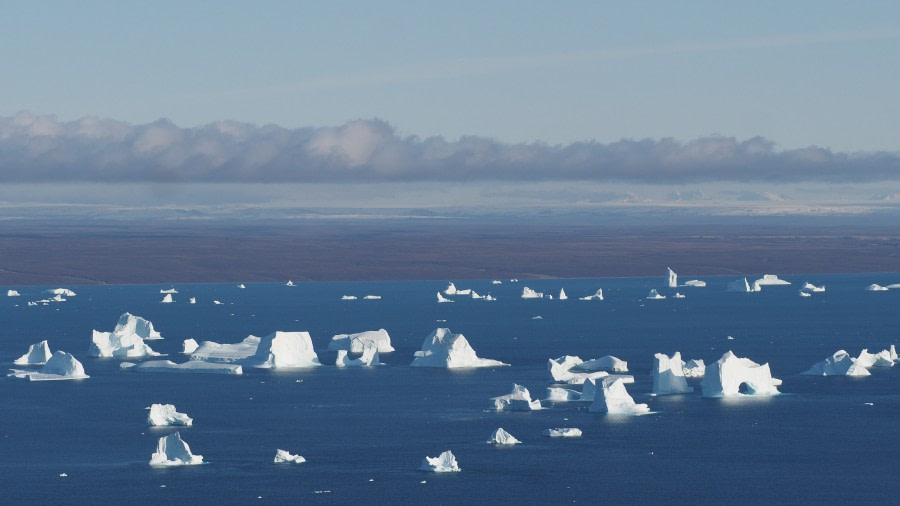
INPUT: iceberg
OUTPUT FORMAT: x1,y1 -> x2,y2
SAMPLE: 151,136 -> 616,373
410,328 -> 507,368
9,351 -> 89,381
161,293 -> 174,303
444,282 -> 458,295
521,287 -> 544,299
683,359 -> 706,378
570,355 -> 628,373
363,295 -> 382,300
726,278 -> 760,293
543,428 -> 582,438
754,274 -> 791,286
855,348 -> 895,368
559,288 -> 568,300
492,280 -> 502,284
213,300 -> 223,305
647,289 -> 666,300
285,280 -> 295,287
160,288 -> 177,294
471,291 -> 483,299
14,340 -> 52,365
341,295 -> 357,300
149,432 -> 203,466
181,339 -> 199,355
115,312 -> 164,340
578,289 -> 604,301
436,292 -> 453,303
7,289 -> 20,296
801,350 -> 871,376
483,294 -> 496,301
48,288 -> 76,297
548,355 -> 609,384
147,403 -> 193,426
866,283 -> 889,291
89,313 -> 164,358
701,351 -> 781,397
545,386 -> 581,402
419,450 -> 460,473
684,279 -> 706,287
799,291 -> 811,297
667,267 -> 677,288
588,376 -> 650,415
652,352 -> 694,395
189,297 -> 196,304
491,384 -> 542,411
274,449 -> 306,464
674,292 -> 685,298
487,428 -> 521,445
237,284 -> 246,289
891,344 -> 898,362
245,331 -> 321,368
328,329 -> 394,353
122,360 -> 243,375
802,282 -> 825,292
335,345 -> 381,367
191,336 -> 260,363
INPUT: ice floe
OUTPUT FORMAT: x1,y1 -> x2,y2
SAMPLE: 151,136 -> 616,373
419,451 -> 460,473
147,403 -> 193,426
491,384 -> 542,411
328,329 -> 394,353
701,351 -> 781,397
754,274 -> 791,286
578,289 -> 604,301
652,352 -> 694,395
588,376 -> 650,415
122,360 -> 243,375
14,340 -> 52,365
521,287 -> 543,299
149,432 -> 203,466
245,331 -> 321,368
801,350 -> 870,376
543,428 -> 582,438
410,328 -> 507,368
274,449 -> 306,464
487,428 -> 521,445
9,351 -> 89,381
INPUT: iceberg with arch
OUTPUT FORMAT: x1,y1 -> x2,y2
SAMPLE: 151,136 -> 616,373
149,432 -> 203,466
419,450 -> 460,472
701,351 -> 781,397
488,428 -> 521,445
147,403 -> 193,426
335,345 -> 381,367
274,449 -> 306,464
588,376 -> 650,415
491,384 -> 542,411
801,350 -> 870,376
579,289 -> 604,301
410,328 -> 507,368
14,340 -> 52,365
521,287 -> 543,299
245,331 -> 321,368
652,352 -> 694,395
328,329 -> 394,353
9,350 -> 89,381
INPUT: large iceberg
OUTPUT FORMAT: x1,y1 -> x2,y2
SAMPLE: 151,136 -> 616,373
855,348 -> 895,368
419,450 -> 460,473
410,328 -> 507,368
521,287 -> 544,299
149,432 -> 203,466
801,350 -> 870,376
754,274 -> 791,286
652,352 -> 694,395
122,360 -> 243,375
726,278 -> 760,293
116,313 -> 164,340
647,289 -> 666,300
683,359 -> 706,378
9,351 -> 89,381
570,355 -> 628,373
543,428 -> 582,438
701,351 -> 781,397
548,355 -> 609,384
667,267 -> 677,288
147,403 -> 193,426
245,331 -> 321,368
328,329 -> 394,353
588,376 -> 650,415
274,449 -> 306,464
491,384 -> 542,411
578,289 -> 604,301
191,336 -> 261,363
89,313 -> 164,358
7,289 -> 20,296
335,346 -> 381,367
48,288 -> 76,297
487,428 -> 521,445
865,283 -> 889,291
14,340 -> 52,365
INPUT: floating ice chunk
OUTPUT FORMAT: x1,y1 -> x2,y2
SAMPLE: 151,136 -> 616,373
558,288 -> 568,300
492,280 -> 502,284
684,279 -> 706,287
7,289 -> 20,296
329,329 -> 394,353
335,345 -> 381,367
509,278 -> 518,282
801,350 -> 871,376
683,359 -> 706,378
571,355 -> 628,373
726,278 -> 760,293
886,283 -> 900,289
674,292 -> 685,298
189,297 -> 196,304
341,295 -> 357,300
147,403 -> 193,426
491,384 -> 542,411
548,355 -> 609,384
436,292 -> 453,303
410,328 -> 507,368
701,351 -> 781,397
578,289 -> 604,301
589,376 -> 650,415
891,344 -> 898,362
191,336 -> 260,363
799,291 -> 811,297
866,283 -> 889,291
27,301 -> 37,306
521,287 -> 543,299
274,449 -> 305,464
652,352 -> 694,395
754,274 -> 791,286
181,339 -> 199,355
543,428 -> 582,438
855,348 -> 894,368
48,288 -> 76,297
160,288 -> 178,294
123,360 -> 243,374
443,282 -> 458,295
286,280 -> 295,287
667,267 -> 677,288
545,386 -> 581,402
14,340 -> 52,365
484,294 -> 496,301
89,313 -> 163,358
488,428 -> 521,445
245,331 -> 321,368
9,350 -> 89,381
161,293 -> 174,303
149,432 -> 203,466
363,295 -> 381,300
116,312 -> 164,340
471,291 -> 483,299
647,289 -> 666,300
237,284 -> 246,289
51,294 -> 66,302
546,294 -> 553,300
802,282 -> 825,292
419,451 -> 460,473
213,300 -> 223,305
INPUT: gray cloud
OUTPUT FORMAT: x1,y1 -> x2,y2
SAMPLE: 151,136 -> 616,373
1,112 -> 899,184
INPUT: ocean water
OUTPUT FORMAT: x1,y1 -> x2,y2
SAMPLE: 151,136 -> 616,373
2,274 -> 899,504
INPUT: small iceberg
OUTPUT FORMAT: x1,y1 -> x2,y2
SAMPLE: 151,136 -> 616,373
274,449 -> 306,464
181,339 -> 199,355
436,292 -> 453,303
9,351 -> 89,381
191,336 -> 260,363
801,350 -> 870,376
558,288 -> 568,300
213,300 -> 223,305
492,280 -> 502,284
122,360 -> 243,375
866,283 -> 889,291
341,295 -> 357,300
14,340 -> 52,365
521,287 -> 543,299
410,328 -> 507,368
543,428 -> 582,438
652,352 -> 694,395
7,289 -> 20,296
419,451 -> 460,473
799,291 -> 811,297
487,428 -> 521,445
147,403 -> 193,426
683,359 -> 706,378
328,329 -> 394,353
471,291 -> 483,299
491,384 -> 542,411
754,274 -> 791,286
588,376 -> 650,415
189,297 -> 196,304
363,295 -> 382,300
801,282 -> 825,292
237,284 -> 246,289
684,279 -> 706,287
160,288 -> 178,294
578,289 -> 604,301
149,432 -> 203,466
245,331 -> 321,369
286,280 -> 295,287
161,293 -> 174,303
647,289 -> 666,300
548,355 -> 609,384
444,282 -> 459,295
48,288 -> 76,297
674,292 -> 685,298
701,351 -> 781,397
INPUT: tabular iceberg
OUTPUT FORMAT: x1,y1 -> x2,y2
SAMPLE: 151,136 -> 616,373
245,331 -> 321,368
799,291 -> 811,297
491,384 -> 542,411
7,289 -> 20,296
578,289 -> 604,301
191,336 -> 261,363
147,403 -> 193,426
160,288 -> 177,294
14,340 -> 52,365
488,428 -> 521,445
801,350 -> 870,376
328,329 -> 394,353
684,280 -> 706,287
855,348 -> 895,368
683,359 -> 706,378
9,350 -> 89,381
570,355 -> 628,373
548,355 -> 609,384
543,428 -> 582,438
341,295 -> 357,300
419,451 -> 460,472
181,339 -> 199,355
865,283 -> 889,291
149,432 -> 203,466
701,351 -> 781,397
647,289 -> 666,300
652,352 -> 694,395
274,449 -> 306,464
754,274 -> 791,286
122,360 -> 243,375
588,376 -> 650,415
410,328 -> 507,368
521,287 -> 544,299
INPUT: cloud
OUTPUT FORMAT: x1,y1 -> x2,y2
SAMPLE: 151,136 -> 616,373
1,112 -> 899,184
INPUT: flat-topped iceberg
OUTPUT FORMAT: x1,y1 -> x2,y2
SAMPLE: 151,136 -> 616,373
160,288 -> 177,294
647,289 -> 666,300
419,450 -> 460,472
122,360 -> 243,375
14,340 -> 52,365
488,428 -> 521,445
683,359 -> 706,378
181,339 -> 199,355
684,279 -> 706,287
491,384 -> 542,411
335,345 -> 381,367
363,295 -> 382,300
341,295 -> 357,300
48,288 -> 76,297
855,348 -> 895,368
9,350 -> 89,381
754,274 -> 791,286
801,350 -> 870,376
191,336 -> 261,363
588,376 -> 650,415
245,331 -> 321,368
548,355 -> 609,384
579,289 -> 604,301
866,283 -> 889,291
274,449 -> 306,464
149,432 -> 203,466
147,403 -> 193,426
701,351 -> 781,397
570,355 -> 628,373
328,329 -> 394,353
543,428 -> 582,438
410,328 -> 507,368
7,289 -> 20,296
667,267 -> 677,288
521,287 -> 543,299
652,352 -> 694,395
436,292 -> 453,303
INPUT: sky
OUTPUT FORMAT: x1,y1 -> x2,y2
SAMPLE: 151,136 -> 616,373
1,1 -> 899,213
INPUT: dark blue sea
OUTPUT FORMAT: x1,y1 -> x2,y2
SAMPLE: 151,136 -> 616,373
2,274 -> 899,504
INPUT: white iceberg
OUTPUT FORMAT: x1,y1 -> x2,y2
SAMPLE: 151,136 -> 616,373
410,328 -> 507,368
521,287 -> 543,299
891,344 -> 898,362
487,428 -> 521,445
213,300 -> 223,305
484,294 -> 496,301
7,289 -> 20,296
683,359 -> 706,378
191,336 -> 260,363
578,289 -> 604,301
181,339 -> 199,355
588,376 -> 650,415
684,279 -> 706,287
545,386 -> 581,402
419,450 -> 460,473
116,312 -> 164,340
799,291 -> 811,297
341,295 -> 357,300
491,384 -> 542,411
543,428 -> 582,438
674,292 -> 685,298
754,274 -> 791,286
51,294 -> 67,302
363,295 -> 381,300
548,355 -> 609,384
436,292 -> 453,303
48,288 -> 76,297
161,293 -> 174,303
801,350 -> 871,376
855,348 -> 894,368
14,340 -> 52,365
652,352 -> 694,395
122,360 -> 243,375
492,279 -> 502,284
149,432 -> 203,466
667,267 -> 677,288
147,403 -> 193,426
701,351 -> 781,397
444,282 -> 458,295
274,449 -> 305,464
189,297 -> 196,304
726,278 -> 760,293
9,350 -> 89,381
245,331 -> 321,368
285,280 -> 295,287
237,283 -> 245,289
570,355 -> 628,373
558,288 -> 568,300
328,329 -> 394,353
335,345 -> 381,367
647,289 -> 666,300
89,313 -> 163,358
471,291 -> 483,299
801,282 -> 825,292
160,288 -> 178,294
866,283 -> 889,291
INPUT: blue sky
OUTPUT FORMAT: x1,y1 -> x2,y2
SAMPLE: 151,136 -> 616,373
2,0 -> 899,152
